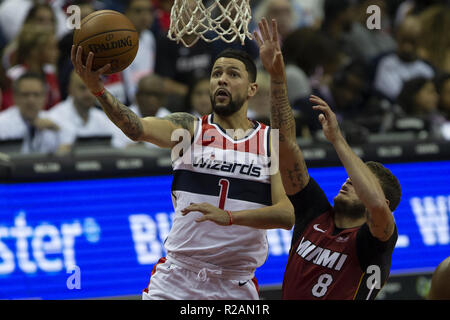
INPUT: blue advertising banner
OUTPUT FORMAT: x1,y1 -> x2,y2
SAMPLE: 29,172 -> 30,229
0,161 -> 449,299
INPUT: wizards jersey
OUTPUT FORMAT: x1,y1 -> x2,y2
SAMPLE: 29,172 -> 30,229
164,114 -> 273,278
282,178 -> 398,299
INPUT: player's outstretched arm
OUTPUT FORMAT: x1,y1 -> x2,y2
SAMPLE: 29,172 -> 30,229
254,18 -> 309,195
71,45 -> 195,148
181,171 -> 294,230
311,95 -> 394,241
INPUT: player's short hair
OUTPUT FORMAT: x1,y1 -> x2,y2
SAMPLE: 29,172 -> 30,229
214,49 -> 257,83
365,161 -> 402,212
13,72 -> 46,94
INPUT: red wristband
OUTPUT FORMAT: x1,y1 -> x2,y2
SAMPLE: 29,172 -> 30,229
226,210 -> 233,226
92,88 -> 105,97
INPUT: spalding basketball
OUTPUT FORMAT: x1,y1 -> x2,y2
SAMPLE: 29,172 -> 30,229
73,10 -> 139,74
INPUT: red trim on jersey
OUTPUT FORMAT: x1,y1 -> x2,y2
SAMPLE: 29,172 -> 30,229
195,115 -> 268,156
142,257 -> 167,294
251,276 -> 259,294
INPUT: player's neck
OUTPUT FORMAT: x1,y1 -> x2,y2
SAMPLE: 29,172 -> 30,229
333,210 -> 366,229
213,108 -> 253,139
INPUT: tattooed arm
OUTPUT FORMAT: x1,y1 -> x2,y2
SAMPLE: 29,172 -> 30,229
97,90 -> 196,148
71,45 -> 196,149
254,18 -> 309,195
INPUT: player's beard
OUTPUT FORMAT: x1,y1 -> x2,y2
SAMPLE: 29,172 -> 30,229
210,93 -> 245,117
333,196 -> 366,219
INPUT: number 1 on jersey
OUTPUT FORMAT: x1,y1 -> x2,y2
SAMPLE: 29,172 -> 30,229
218,179 -> 230,210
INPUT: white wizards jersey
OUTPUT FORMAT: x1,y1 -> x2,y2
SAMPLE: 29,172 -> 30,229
165,114 -> 272,279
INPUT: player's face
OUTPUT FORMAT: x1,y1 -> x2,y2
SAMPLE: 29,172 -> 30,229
210,57 -> 250,117
333,178 -> 366,218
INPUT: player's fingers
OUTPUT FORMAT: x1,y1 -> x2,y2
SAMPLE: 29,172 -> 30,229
181,203 -> 207,215
309,95 -> 327,106
253,31 -> 263,47
262,18 -> 272,40
75,46 -> 84,69
318,113 -> 326,125
97,63 -> 111,75
195,215 -> 208,223
70,45 -> 76,65
259,19 -> 269,40
86,52 -> 94,72
271,19 -> 278,43
263,18 -> 271,39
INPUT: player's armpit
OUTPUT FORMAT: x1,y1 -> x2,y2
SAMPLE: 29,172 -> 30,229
139,112 -> 197,148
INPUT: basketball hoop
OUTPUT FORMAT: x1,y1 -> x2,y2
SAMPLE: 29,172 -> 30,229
168,0 -> 253,47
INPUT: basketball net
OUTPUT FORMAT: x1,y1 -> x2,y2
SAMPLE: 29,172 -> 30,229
168,0 -> 253,47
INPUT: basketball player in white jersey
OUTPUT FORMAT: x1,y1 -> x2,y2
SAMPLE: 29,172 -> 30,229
71,33 -> 294,299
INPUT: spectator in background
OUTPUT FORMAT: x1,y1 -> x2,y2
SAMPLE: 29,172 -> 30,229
0,0 -> 68,45
185,77 -> 212,118
341,0 -> 397,63
1,2 -> 57,71
1,24 -> 61,111
123,0 -> 157,104
150,0 -> 174,36
373,15 -> 435,102
395,76 -> 446,139
294,60 -> 370,140
154,35 -> 214,112
436,73 -> 450,139
253,0 -> 297,43
48,71 -> 116,141
436,73 -> 450,119
417,4 -> 450,74
0,73 -> 73,154
112,74 -> 171,149
282,27 -> 343,105
320,0 -> 354,45
247,70 -> 271,125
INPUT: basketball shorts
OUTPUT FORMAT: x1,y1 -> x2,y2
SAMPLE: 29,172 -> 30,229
142,257 -> 259,300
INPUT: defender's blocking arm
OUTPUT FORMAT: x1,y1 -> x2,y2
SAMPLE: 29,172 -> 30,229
254,18 -> 309,195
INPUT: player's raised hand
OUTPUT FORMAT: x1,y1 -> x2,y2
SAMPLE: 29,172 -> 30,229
71,45 -> 111,93
310,95 -> 343,144
254,18 -> 285,81
181,202 -> 232,226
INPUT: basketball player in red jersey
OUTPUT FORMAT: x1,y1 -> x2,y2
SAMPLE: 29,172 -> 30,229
71,39 -> 294,299
254,18 -> 402,299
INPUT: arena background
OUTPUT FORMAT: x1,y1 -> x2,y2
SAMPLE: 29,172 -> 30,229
0,0 -> 449,300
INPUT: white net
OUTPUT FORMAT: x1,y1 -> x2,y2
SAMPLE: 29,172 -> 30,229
168,0 -> 253,47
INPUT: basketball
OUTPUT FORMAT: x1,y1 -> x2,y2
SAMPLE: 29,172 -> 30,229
73,10 -> 139,75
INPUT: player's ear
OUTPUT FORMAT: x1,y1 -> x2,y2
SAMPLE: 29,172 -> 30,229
248,82 -> 258,98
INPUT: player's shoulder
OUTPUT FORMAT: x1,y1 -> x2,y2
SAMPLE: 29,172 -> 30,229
162,112 -> 197,131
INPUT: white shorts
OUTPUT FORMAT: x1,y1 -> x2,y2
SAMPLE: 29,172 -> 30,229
142,257 -> 260,300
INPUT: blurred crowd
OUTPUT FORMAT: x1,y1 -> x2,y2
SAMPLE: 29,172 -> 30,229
0,0 -> 449,155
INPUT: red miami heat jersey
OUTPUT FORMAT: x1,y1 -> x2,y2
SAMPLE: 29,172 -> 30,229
165,114 -> 273,278
283,178 -> 397,300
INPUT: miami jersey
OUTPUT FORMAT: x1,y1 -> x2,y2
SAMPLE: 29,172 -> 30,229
283,178 -> 397,300
164,114 -> 273,278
